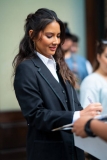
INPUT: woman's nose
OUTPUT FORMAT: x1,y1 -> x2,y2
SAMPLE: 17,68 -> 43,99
53,37 -> 60,45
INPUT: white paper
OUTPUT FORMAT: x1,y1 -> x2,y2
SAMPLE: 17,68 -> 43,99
52,114 -> 107,131
74,134 -> 107,160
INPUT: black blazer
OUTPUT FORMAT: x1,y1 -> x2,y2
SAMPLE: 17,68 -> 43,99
14,55 -> 85,160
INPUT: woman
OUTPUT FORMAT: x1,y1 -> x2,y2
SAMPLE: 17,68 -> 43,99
80,40 -> 107,115
13,8 -> 102,160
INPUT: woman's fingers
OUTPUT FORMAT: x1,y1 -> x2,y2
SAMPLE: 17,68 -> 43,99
90,103 -> 102,110
80,103 -> 103,117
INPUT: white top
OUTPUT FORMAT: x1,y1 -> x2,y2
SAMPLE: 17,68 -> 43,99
80,72 -> 107,115
36,52 -> 80,122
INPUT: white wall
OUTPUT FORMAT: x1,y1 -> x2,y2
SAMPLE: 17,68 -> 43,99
0,0 -> 86,110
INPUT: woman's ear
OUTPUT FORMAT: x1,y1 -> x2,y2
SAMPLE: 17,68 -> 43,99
29,30 -> 33,39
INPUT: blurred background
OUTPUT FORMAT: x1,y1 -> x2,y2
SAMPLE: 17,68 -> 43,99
0,0 -> 106,159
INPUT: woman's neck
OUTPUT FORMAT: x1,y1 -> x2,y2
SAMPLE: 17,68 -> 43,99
95,68 -> 107,80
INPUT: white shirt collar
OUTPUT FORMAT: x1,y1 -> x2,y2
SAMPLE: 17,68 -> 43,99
35,51 -> 59,82
36,51 -> 56,69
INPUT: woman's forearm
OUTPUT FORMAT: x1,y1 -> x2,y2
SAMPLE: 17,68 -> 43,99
90,120 -> 107,141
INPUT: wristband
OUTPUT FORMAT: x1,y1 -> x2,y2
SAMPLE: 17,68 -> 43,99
84,118 -> 96,137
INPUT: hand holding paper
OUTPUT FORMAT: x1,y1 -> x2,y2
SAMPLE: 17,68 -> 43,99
72,114 -> 107,141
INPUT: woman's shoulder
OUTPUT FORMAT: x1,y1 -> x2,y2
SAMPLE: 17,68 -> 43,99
16,58 -> 37,75
19,58 -> 33,66
80,73 -> 99,88
83,72 -> 97,81
17,58 -> 35,69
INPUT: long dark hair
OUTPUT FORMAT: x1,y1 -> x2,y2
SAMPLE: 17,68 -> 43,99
93,40 -> 107,71
12,8 -> 75,86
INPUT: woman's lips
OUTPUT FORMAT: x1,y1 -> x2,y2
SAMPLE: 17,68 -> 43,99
49,47 -> 57,51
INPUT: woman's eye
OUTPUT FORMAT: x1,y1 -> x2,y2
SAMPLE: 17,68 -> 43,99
46,35 -> 52,38
57,35 -> 60,38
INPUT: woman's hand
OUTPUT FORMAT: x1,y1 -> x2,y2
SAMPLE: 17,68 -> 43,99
72,103 -> 102,137
72,116 -> 93,137
80,103 -> 102,117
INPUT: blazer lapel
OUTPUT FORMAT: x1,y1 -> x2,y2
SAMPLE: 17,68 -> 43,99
31,55 -> 68,111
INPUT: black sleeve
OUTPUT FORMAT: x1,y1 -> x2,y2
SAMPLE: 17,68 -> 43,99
14,62 -> 73,131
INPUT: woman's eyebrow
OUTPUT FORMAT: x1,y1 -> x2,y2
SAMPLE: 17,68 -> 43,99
45,32 -> 61,34
45,32 -> 53,34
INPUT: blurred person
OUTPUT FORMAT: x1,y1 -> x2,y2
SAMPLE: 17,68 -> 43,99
13,8 -> 103,160
61,32 -> 73,54
62,32 -> 92,99
80,40 -> 107,115
72,115 -> 107,142
61,32 -> 80,91
61,23 -> 74,55
65,34 -> 92,86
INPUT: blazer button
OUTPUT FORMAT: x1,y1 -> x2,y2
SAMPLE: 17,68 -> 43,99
65,100 -> 68,103
62,90 -> 65,94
